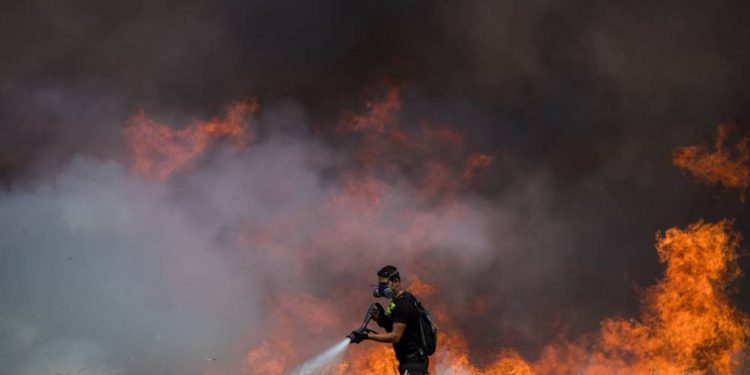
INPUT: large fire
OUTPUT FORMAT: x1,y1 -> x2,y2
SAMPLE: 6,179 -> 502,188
328,220 -> 748,375
532,220 -> 748,375
342,221 -> 747,375
125,90 -> 748,374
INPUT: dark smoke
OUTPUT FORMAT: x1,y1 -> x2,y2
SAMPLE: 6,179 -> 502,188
2,0 -> 750,373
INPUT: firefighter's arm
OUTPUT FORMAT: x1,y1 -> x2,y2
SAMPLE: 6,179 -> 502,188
366,322 -> 405,343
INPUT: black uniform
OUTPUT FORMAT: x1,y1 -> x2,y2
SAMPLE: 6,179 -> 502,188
385,292 -> 429,375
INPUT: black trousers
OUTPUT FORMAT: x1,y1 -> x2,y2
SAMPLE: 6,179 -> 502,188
398,358 -> 429,375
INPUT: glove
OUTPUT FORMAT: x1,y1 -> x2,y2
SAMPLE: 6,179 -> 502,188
347,327 -> 372,344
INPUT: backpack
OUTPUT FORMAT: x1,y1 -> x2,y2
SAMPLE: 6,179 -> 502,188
400,292 -> 438,356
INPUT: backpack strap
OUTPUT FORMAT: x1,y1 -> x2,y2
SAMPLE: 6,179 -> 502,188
398,291 -> 420,307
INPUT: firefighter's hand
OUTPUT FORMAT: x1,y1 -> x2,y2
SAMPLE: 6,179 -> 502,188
347,328 -> 371,344
370,302 -> 385,322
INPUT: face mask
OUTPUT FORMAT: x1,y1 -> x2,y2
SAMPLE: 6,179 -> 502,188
373,282 -> 394,299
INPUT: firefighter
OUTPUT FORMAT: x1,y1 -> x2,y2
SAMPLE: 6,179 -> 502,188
349,265 -> 430,375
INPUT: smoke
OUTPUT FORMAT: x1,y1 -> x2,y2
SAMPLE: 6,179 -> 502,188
0,92 -> 578,373
2,0 -> 750,373
0,157 -> 258,374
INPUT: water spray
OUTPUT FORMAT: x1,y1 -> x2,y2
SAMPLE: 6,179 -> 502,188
288,303 -> 381,374
288,338 -> 351,375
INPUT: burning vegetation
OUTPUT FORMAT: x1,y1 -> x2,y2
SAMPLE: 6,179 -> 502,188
335,220 -> 748,375
529,220 -> 749,375
124,89 -> 749,375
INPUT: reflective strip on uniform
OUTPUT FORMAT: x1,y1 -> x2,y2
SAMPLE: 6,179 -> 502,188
386,301 -> 396,316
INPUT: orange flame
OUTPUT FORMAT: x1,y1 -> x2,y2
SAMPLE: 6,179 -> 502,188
239,219 -> 748,374
407,275 -> 436,299
534,219 -> 748,375
125,99 -> 259,180
243,339 -> 294,375
335,87 -> 496,203
130,93 -> 748,374
339,87 -> 402,134
673,122 -> 750,199
340,345 -> 400,374
462,153 -> 495,180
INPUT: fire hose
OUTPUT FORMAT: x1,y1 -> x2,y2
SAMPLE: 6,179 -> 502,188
347,303 -> 383,344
